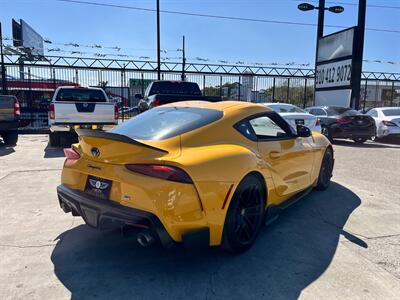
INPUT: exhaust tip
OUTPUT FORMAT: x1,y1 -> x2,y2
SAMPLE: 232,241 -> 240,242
60,202 -> 71,213
137,230 -> 156,247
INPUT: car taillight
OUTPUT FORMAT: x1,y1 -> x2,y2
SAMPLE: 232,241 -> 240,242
382,120 -> 397,127
63,148 -> 80,166
114,105 -> 119,120
315,118 -> 320,126
14,99 -> 21,116
153,98 -> 161,107
125,164 -> 193,184
336,117 -> 351,123
49,103 -> 55,119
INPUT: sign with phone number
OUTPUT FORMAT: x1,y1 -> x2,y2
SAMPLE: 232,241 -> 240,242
315,59 -> 352,89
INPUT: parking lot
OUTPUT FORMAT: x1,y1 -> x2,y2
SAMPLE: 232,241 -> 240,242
0,135 -> 399,300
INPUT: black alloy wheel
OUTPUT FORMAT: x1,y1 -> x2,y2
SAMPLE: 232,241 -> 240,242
353,137 -> 367,144
316,148 -> 334,191
222,175 -> 265,253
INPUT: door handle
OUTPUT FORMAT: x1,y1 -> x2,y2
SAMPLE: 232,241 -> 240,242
269,151 -> 281,159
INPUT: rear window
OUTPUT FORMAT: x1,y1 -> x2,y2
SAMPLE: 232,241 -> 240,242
55,88 -> 107,102
148,82 -> 202,96
110,106 -> 223,140
268,104 -> 305,113
382,108 -> 400,116
326,107 -> 360,116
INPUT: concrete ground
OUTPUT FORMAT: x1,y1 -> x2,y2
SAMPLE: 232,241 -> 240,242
0,135 -> 399,300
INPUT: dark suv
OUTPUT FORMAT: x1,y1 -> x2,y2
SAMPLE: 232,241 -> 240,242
305,106 -> 375,144
0,95 -> 20,146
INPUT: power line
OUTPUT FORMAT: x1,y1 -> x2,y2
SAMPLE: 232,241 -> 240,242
54,0 -> 400,34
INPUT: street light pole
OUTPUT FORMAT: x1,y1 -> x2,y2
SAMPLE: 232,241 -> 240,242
156,0 -> 161,80
0,22 -> 8,95
317,0 -> 325,38
351,0 -> 367,110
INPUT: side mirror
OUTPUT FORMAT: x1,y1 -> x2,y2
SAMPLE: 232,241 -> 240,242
297,125 -> 312,137
134,93 -> 143,99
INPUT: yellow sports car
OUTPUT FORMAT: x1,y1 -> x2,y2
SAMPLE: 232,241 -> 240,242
57,101 -> 334,253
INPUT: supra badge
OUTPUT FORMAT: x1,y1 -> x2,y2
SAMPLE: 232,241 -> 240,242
89,179 -> 109,190
91,147 -> 100,157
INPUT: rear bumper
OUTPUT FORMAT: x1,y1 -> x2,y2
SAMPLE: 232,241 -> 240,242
330,124 -> 375,138
57,184 -> 210,249
0,120 -> 19,131
50,122 -> 117,132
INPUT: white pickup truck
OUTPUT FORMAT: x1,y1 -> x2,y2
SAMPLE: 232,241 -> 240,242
48,86 -> 118,146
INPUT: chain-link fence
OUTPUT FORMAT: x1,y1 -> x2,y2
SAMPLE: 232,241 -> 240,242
2,54 -> 399,130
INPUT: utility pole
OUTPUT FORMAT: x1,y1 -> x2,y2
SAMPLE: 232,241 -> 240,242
181,35 -> 186,81
314,0 -> 325,104
0,22 -> 8,94
351,0 -> 367,110
317,0 -> 325,39
156,0 -> 161,80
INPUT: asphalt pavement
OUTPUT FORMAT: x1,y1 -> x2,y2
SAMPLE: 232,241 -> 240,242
0,135 -> 399,300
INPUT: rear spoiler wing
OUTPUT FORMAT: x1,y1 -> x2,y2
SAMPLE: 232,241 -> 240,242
75,129 -> 168,154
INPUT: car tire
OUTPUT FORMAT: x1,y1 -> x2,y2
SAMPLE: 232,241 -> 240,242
353,137 -> 367,144
321,126 -> 333,143
315,148 -> 334,191
49,132 -> 61,147
2,131 -> 18,146
222,175 -> 265,254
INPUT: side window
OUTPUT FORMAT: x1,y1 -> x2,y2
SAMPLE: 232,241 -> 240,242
249,115 -> 288,139
235,121 -> 257,141
367,109 -> 377,117
314,108 -> 327,116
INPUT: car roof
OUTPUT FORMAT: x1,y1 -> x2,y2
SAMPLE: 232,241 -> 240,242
164,100 -> 272,112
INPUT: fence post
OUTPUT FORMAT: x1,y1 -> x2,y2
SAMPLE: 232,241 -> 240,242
141,72 -> 144,96
272,77 -> 276,102
28,67 -> 33,128
363,79 -> 368,112
303,78 -> 308,108
203,75 -> 205,93
391,81 -> 395,107
286,78 -> 290,103
219,76 -> 222,97
238,76 -> 241,101
121,69 -> 124,122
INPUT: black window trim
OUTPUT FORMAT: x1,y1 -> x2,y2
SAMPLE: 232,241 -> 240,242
234,111 -> 297,142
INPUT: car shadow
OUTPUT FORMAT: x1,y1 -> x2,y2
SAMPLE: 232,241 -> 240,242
44,144 -> 65,158
0,142 -> 16,157
51,182 -> 362,300
333,139 -> 400,149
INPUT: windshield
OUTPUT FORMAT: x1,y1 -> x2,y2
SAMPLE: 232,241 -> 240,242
111,106 -> 223,140
268,104 -> 305,113
382,108 -> 400,116
56,88 -> 107,102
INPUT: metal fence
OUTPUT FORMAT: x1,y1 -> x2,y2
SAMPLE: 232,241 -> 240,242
2,54 -> 400,130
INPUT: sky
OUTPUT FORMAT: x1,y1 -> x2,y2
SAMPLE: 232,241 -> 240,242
1,0 -> 399,73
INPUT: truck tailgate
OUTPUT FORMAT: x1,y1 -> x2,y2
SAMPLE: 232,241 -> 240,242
0,95 -> 15,122
53,102 -> 116,124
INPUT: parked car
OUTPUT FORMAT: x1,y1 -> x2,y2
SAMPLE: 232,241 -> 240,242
136,80 -> 222,113
365,107 -> 400,140
305,106 -> 376,144
48,86 -> 118,147
262,103 -> 321,133
119,106 -> 138,118
57,101 -> 333,253
0,94 -> 20,146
